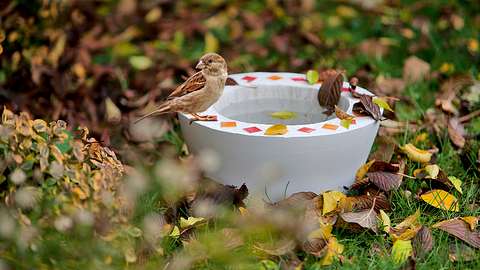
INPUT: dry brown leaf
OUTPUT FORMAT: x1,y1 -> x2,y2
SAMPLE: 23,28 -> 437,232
340,203 -> 378,233
342,193 -> 391,212
334,105 -> 354,120
369,136 -> 396,162
447,117 -> 466,148
221,228 -> 244,250
272,191 -> 318,210
318,72 -> 343,114
433,218 -> 480,248
376,76 -> 406,96
225,77 -> 238,85
435,75 -> 473,115
302,238 -> 327,257
353,94 -> 382,120
367,171 -> 402,192
412,226 -> 434,259
254,239 -> 296,256
403,56 -> 430,83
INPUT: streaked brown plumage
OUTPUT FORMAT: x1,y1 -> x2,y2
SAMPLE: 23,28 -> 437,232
135,53 -> 228,123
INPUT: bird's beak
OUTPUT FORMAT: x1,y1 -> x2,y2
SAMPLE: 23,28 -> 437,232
196,60 -> 205,70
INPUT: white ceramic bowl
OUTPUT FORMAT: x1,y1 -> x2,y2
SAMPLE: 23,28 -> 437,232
179,72 -> 380,201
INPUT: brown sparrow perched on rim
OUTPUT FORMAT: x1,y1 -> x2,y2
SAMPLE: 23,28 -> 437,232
135,53 -> 228,123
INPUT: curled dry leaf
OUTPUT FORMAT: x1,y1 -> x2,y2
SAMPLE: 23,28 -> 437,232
339,202 -> 378,233
334,105 -> 354,120
272,191 -> 317,211
433,218 -> 480,248
412,226 -> 434,259
447,118 -> 465,148
225,77 -> 238,85
353,94 -> 382,120
342,193 -> 391,212
322,191 -> 347,215
435,75 -> 473,115
460,216 -> 478,231
400,144 -> 432,163
420,189 -> 459,212
318,72 -> 343,115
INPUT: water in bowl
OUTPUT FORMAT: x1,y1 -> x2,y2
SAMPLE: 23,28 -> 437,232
219,98 -> 334,125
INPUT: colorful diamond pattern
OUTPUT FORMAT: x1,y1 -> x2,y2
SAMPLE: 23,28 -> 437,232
298,127 -> 315,133
322,123 -> 339,130
244,126 -> 262,133
241,75 -> 257,82
268,75 -> 283,80
221,121 -> 237,128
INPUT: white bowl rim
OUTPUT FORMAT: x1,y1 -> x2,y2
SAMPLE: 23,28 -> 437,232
179,72 -> 378,138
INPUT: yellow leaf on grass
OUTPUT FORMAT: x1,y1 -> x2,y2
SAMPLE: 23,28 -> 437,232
265,124 -> 288,135
355,159 -> 376,181
460,216 -> 478,231
400,143 -> 432,163
180,216 -> 205,229
420,189 -> 459,212
424,164 -> 440,178
379,210 -> 391,233
322,191 -> 346,215
448,176 -> 463,194
320,237 -> 344,266
169,226 -> 180,238
391,240 -> 412,264
308,223 -> 333,240
270,111 -> 297,120
373,97 -> 394,112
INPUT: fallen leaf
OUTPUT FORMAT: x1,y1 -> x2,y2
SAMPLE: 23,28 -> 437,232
412,226 -> 434,258
322,191 -> 347,215
447,118 -> 465,148
400,144 -> 432,163
460,216 -> 478,231
392,239 -> 413,264
270,111 -> 297,120
433,218 -> 480,248
369,136 -> 396,162
265,124 -> 288,135
226,77 -> 238,85
354,94 -> 382,120
379,210 -> 391,233
403,56 -> 430,83
221,228 -> 244,250
341,193 -> 391,212
105,97 -> 121,123
169,226 -> 180,238
395,210 -> 421,231
318,72 -> 343,114
340,203 -> 378,233
306,70 -> 319,84
334,105 -> 354,120
129,55 -> 153,70
376,76 -> 406,96
272,191 -> 317,210
320,237 -> 344,266
420,189 -> 459,212
367,171 -> 402,192
254,239 -> 296,256
355,159 -> 376,181
448,176 -> 463,194
373,97 -> 394,112
340,119 -> 353,129
435,75 -> 473,114
308,223 -> 333,240
180,216 -> 205,229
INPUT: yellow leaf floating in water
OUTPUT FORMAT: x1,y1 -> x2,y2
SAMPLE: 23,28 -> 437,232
448,176 -> 463,194
265,124 -> 288,135
391,239 -> 412,264
400,143 -> 432,163
373,97 -> 394,112
270,111 -> 297,120
322,191 -> 346,215
420,189 -> 459,212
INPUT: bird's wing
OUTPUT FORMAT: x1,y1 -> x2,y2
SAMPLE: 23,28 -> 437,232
167,71 -> 206,99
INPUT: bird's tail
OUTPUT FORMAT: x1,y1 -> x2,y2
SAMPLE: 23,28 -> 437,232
134,102 -> 172,124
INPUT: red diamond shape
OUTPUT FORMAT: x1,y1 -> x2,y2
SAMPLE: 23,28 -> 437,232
244,126 -> 262,133
241,75 -> 257,82
341,87 -> 351,92
298,127 -> 315,133
291,77 -> 307,82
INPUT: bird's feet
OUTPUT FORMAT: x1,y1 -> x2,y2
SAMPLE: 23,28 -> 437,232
189,114 -> 218,124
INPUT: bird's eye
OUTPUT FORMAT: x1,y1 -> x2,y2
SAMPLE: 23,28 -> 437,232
208,60 -> 213,63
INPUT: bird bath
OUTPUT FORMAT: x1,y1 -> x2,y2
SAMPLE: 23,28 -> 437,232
179,72 -> 380,201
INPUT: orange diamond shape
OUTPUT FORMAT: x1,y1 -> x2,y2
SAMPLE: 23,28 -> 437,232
322,123 -> 339,130
268,75 -> 283,80
221,121 -> 237,128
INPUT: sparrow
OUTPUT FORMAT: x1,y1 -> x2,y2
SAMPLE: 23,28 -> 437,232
135,53 -> 228,123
